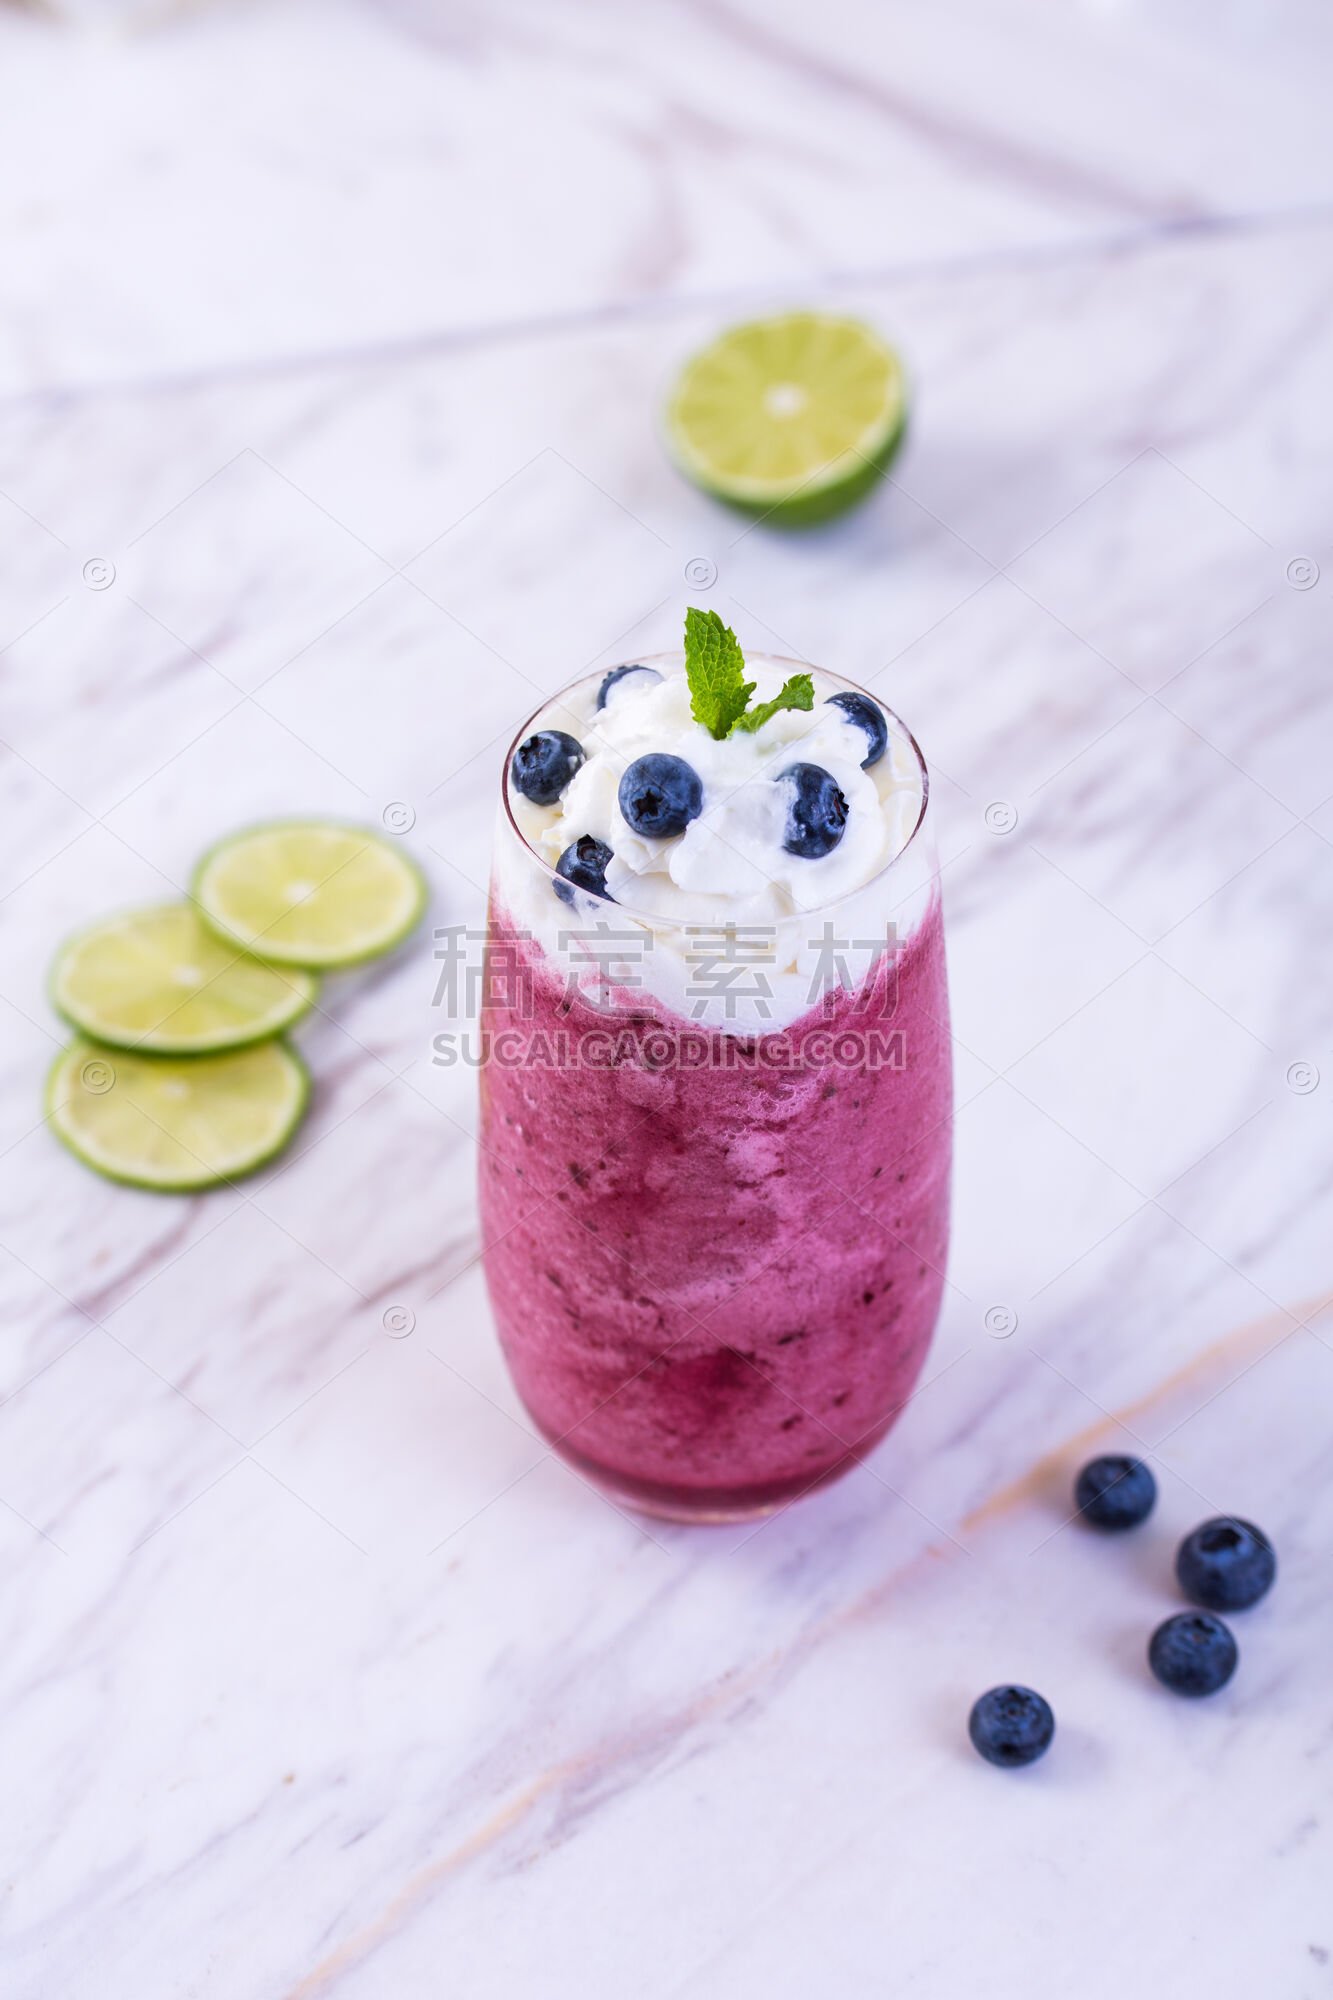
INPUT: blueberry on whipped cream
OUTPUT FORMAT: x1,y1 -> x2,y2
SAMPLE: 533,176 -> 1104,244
618,753 -> 704,838
597,663 -> 663,710
778,762 -> 848,858
826,690 -> 888,769
554,835 -> 615,906
511,729 -> 585,805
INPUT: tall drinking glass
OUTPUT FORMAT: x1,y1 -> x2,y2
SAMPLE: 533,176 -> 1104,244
479,654 -> 952,1521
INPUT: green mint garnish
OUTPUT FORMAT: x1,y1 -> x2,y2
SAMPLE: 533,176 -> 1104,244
684,606 -> 753,739
732,673 -> 814,733
683,607 -> 813,739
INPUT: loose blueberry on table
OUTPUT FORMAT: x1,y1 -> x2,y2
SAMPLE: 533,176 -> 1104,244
511,730 -> 585,805
1175,1516 -> 1276,1612
1074,1453 -> 1157,1531
618,753 -> 704,837
967,1685 -> 1055,1768
826,689 -> 888,768
779,762 -> 848,857
596,663 -> 663,709
1148,1611 -> 1238,1697
554,835 -> 614,906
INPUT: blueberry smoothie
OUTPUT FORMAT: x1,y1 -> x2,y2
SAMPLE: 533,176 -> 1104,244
480,616 -> 952,1520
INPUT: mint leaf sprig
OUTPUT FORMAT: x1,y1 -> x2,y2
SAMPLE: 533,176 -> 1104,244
683,607 -> 813,740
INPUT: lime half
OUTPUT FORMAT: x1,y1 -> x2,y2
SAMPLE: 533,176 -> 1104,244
666,312 -> 907,525
47,1037 -> 310,1192
51,903 -> 317,1054
193,821 -> 426,969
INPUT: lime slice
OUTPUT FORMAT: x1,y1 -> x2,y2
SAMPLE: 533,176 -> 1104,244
47,1037 -> 310,1192
50,904 -> 317,1054
666,312 -> 908,525
193,821 -> 426,968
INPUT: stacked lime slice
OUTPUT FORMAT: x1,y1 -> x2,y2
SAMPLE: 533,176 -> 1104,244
48,1039 -> 311,1193
665,311 -> 908,526
194,822 -> 426,968
46,821 -> 426,1192
52,904 -> 318,1054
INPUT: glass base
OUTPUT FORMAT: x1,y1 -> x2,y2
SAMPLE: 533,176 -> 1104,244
546,1422 -> 895,1525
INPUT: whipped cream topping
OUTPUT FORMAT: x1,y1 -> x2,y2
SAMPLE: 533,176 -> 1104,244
498,653 -> 933,1032
515,662 -> 921,920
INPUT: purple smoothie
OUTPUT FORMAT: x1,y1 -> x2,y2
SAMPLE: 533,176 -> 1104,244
479,894 -> 952,1520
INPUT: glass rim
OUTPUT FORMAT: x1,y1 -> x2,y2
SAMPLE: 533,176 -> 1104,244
498,650 -> 933,930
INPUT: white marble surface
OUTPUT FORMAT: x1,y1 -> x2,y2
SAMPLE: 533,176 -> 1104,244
2,5 -> 1333,1996
3,0 -> 1333,397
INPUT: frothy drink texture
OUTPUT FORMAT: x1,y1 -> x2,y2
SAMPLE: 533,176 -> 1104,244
480,899 -> 952,1516
480,641 -> 953,1519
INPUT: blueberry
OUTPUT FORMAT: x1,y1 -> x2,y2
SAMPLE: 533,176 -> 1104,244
1074,1453 -> 1157,1531
553,836 -> 614,906
1176,1516 -> 1276,1612
511,730 -> 585,806
778,762 -> 848,858
596,663 -> 663,710
967,1685 -> 1055,1768
1148,1611 -> 1238,1696
826,690 -> 888,769
618,753 -> 703,838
